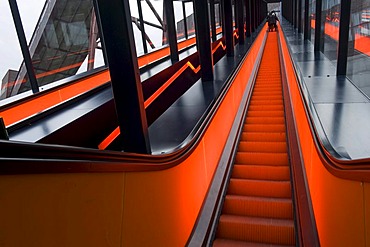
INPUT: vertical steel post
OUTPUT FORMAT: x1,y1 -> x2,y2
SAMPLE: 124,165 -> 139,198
164,0 -> 179,63
210,0 -> 217,42
298,0 -> 302,33
237,0 -> 245,44
93,0 -> 151,153
337,0 -> 351,76
8,0 -> 39,94
182,2 -> 189,39
314,0 -> 324,51
223,0 -> 234,56
304,0 -> 310,39
245,0 -> 251,37
194,0 -> 214,81
137,0 -> 148,54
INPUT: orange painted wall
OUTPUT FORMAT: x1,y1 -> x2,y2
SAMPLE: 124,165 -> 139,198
0,28 -> 266,246
279,27 -> 370,247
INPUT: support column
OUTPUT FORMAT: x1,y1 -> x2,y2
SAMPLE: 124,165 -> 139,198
237,0 -> 245,44
93,0 -> 151,154
245,0 -> 251,37
251,0 -> 256,32
293,0 -> 297,28
298,0 -> 303,33
210,0 -> 217,42
304,0 -> 310,39
137,0 -> 148,54
164,0 -> 179,63
222,0 -> 234,56
314,0 -> 324,51
9,0 -> 39,94
194,0 -> 214,81
337,0 -> 351,76
182,2 -> 189,39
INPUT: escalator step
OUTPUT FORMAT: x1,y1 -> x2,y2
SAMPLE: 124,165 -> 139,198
249,99 -> 283,106
235,152 -> 289,166
232,164 -> 290,181
213,238 -> 295,247
227,179 -> 291,198
243,124 -> 286,133
240,132 -> 286,142
245,117 -> 285,125
238,141 -> 287,153
248,105 -> 284,111
222,195 -> 294,219
247,110 -> 284,117
216,215 -> 295,245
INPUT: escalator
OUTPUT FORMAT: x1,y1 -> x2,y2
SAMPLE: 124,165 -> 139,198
212,32 -> 296,246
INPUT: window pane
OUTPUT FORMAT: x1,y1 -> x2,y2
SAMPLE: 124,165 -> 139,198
347,0 -> 370,97
185,2 -> 195,37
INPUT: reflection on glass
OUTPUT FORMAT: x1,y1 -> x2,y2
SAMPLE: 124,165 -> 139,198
215,3 -> 220,27
347,0 -> 370,97
1,0 -> 106,100
322,0 -> 341,63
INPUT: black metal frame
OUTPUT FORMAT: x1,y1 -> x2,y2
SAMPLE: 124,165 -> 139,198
8,0 -> 39,94
283,0 -> 354,76
93,0 -> 151,154
194,0 -> 214,81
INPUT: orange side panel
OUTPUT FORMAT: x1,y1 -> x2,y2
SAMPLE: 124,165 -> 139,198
279,26 -> 367,247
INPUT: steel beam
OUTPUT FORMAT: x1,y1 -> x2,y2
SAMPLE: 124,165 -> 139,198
337,0 -> 351,76
303,0 -> 310,39
236,0 -> 245,44
210,0 -> 217,42
245,0 -> 251,37
137,0 -> 148,53
222,0 -> 234,56
8,0 -> 39,94
182,1 -> 189,39
93,0 -> 151,153
314,0 -> 324,51
194,0 -> 214,81
164,0 -> 179,63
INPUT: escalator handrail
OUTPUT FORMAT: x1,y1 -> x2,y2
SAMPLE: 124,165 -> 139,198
279,25 -> 370,182
0,26 -> 264,175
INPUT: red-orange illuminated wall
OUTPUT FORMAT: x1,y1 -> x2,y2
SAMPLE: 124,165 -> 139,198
0,28 -> 266,246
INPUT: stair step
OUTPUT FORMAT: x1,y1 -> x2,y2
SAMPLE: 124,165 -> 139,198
235,152 -> 289,166
251,95 -> 283,101
247,111 -> 284,117
249,99 -> 283,105
227,178 -> 292,198
245,117 -> 285,125
243,124 -> 286,133
238,141 -> 287,153
232,164 -> 291,181
213,238 -> 295,247
222,195 -> 294,219
248,105 -> 284,112
216,215 -> 295,245
241,132 -> 286,142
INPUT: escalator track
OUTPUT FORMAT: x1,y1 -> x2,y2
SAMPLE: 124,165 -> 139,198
213,32 -> 296,246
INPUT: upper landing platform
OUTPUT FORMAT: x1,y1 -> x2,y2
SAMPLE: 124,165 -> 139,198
281,19 -> 370,160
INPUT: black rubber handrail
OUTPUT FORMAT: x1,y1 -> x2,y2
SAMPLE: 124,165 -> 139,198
280,23 -> 370,182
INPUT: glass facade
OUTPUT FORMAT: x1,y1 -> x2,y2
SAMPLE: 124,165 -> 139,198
0,0 -> 106,100
347,0 -> 370,97
309,0 -> 316,41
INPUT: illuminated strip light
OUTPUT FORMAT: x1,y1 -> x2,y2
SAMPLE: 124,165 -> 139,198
98,42 -> 226,150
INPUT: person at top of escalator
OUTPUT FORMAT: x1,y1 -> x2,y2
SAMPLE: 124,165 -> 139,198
267,11 -> 279,32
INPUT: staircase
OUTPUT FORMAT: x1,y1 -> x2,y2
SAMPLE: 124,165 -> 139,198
212,32 -> 296,246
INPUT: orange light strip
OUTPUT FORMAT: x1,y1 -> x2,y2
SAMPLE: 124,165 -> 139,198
99,41 -> 226,150
98,61 -> 201,150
